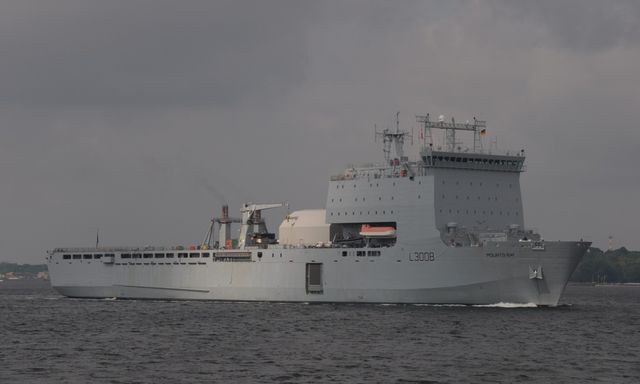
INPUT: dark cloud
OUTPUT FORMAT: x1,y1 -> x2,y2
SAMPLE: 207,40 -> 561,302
0,1 -> 311,107
500,0 -> 640,52
1,1 -> 639,263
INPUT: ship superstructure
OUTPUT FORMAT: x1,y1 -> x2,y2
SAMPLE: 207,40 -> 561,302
47,113 -> 590,306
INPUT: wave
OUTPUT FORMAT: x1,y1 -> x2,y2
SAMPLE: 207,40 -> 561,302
472,302 -> 537,308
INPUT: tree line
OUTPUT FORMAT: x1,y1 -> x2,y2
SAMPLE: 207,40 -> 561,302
570,247 -> 640,283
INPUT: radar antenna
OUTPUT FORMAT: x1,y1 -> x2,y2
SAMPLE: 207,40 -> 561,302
416,113 -> 486,152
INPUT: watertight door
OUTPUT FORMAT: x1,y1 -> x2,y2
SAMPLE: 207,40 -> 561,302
306,263 -> 323,294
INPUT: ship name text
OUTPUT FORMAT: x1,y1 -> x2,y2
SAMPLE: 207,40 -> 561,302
486,252 -> 515,258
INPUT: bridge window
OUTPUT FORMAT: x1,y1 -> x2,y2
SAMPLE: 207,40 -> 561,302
83,254 -> 92,259
72,254 -> 81,259
63,254 -> 71,260
121,253 -> 131,259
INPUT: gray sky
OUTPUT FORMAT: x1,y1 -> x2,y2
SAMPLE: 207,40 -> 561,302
1,0 -> 639,263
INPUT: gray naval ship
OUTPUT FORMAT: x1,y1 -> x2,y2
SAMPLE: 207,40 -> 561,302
47,113 -> 590,306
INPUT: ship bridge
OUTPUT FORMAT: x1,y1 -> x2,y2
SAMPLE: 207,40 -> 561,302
325,113 -> 528,245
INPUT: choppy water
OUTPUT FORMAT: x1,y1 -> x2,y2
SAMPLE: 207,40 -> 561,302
1,284 -> 639,383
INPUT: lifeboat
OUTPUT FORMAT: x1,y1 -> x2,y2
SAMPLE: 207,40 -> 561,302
359,224 -> 396,237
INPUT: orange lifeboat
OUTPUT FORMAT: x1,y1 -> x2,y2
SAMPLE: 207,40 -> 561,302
359,224 -> 396,237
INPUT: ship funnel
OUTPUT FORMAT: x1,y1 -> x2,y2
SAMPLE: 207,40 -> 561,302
219,204 -> 231,248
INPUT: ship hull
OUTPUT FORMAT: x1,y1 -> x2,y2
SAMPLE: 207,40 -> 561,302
47,240 -> 589,306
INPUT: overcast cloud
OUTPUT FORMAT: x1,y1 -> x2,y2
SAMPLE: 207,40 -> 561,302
1,0 -> 639,263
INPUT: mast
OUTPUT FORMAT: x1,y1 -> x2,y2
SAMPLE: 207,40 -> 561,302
375,111 -> 412,163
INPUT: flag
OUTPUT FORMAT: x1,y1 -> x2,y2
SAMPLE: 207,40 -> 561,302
480,129 -> 487,136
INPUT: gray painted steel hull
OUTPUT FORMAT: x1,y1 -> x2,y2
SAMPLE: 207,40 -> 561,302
48,241 -> 588,306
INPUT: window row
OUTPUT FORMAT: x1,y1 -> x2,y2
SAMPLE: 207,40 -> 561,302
441,194 -> 519,202
330,210 -> 394,217
439,208 -> 519,216
342,250 -> 382,257
63,253 -> 114,260
62,252 -> 211,260
442,180 -> 515,188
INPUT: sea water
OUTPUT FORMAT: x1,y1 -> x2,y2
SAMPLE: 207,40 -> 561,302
1,283 -> 638,383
